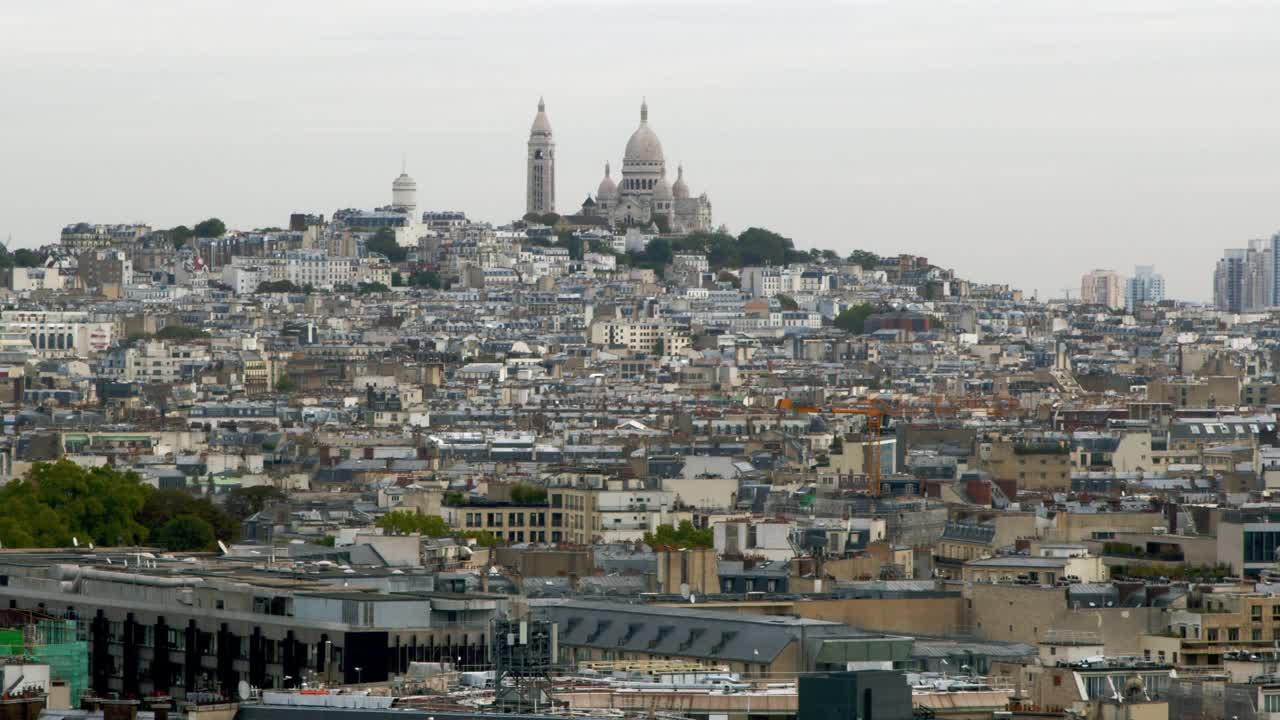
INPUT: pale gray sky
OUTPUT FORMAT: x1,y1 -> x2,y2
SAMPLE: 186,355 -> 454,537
4,0 -> 1280,300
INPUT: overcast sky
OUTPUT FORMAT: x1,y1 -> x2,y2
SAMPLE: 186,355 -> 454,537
4,0 -> 1280,300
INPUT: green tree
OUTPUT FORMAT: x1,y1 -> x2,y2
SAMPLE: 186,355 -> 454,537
155,324 -> 211,340
153,514 -> 216,551
715,270 -> 741,288
138,489 -> 238,542
0,461 -> 151,548
365,227 -> 407,262
275,375 -> 297,393
775,294 -> 799,311
643,520 -> 713,549
847,250 -> 881,269
443,491 -> 467,506
642,237 -> 673,266
556,233 -> 585,261
409,270 -> 443,289
12,249 -> 45,267
834,303 -> 875,334
509,484 -> 547,504
224,486 -> 287,520
192,218 -> 226,238
256,280 -> 304,294
376,510 -> 451,537
460,530 -> 501,547
168,225 -> 194,249
736,227 -> 796,266
357,282 -> 390,294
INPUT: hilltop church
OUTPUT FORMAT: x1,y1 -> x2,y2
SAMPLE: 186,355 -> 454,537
526,99 -> 713,233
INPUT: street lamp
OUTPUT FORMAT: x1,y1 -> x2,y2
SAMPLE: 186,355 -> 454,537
355,666 -> 362,684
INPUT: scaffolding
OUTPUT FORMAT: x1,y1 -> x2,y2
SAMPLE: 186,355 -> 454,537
27,619 -> 88,707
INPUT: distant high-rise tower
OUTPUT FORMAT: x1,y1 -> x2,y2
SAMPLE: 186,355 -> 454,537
526,98 -> 556,216
1079,269 -> 1124,310
1125,265 -> 1166,311
391,160 -> 418,219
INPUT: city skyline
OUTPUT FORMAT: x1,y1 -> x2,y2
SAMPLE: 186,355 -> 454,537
7,1 -> 1280,301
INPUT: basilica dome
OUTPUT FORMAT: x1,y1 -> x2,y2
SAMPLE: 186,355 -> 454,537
623,100 -> 664,168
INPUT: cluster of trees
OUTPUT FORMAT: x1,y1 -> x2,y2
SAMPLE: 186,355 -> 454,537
155,324 -> 211,341
614,227 -> 884,277
509,483 -> 547,504
521,212 -> 561,227
256,280 -> 310,294
642,520 -> 714,549
167,218 -> 226,249
0,462 -> 290,552
356,282 -> 390,294
834,303 -> 875,334
391,270 -> 443,289
126,324 -> 211,345
0,246 -> 48,269
376,510 -> 451,537
366,228 -> 407,262
374,509 -> 501,547
1113,562 -> 1233,581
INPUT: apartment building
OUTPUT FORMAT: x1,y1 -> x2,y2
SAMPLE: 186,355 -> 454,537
589,319 -> 690,355
444,502 -> 549,543
548,483 -> 674,545
0,310 -> 114,358
105,341 -> 212,384
1079,269 -> 1124,310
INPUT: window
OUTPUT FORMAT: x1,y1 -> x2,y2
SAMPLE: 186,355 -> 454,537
1254,629 -> 1263,641
1228,628 -> 1240,641
1266,695 -> 1280,713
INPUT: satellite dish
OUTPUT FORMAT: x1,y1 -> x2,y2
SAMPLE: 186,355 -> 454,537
105,557 -> 112,565
679,583 -> 690,599
72,537 -> 79,548
217,540 -> 229,555
237,680 -> 251,701
88,542 -> 94,551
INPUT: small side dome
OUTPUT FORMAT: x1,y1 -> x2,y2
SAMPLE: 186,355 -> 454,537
597,162 -> 618,199
672,164 -> 689,199
653,174 -> 673,200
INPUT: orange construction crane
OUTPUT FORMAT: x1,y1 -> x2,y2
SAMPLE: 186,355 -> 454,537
776,398 -> 889,498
